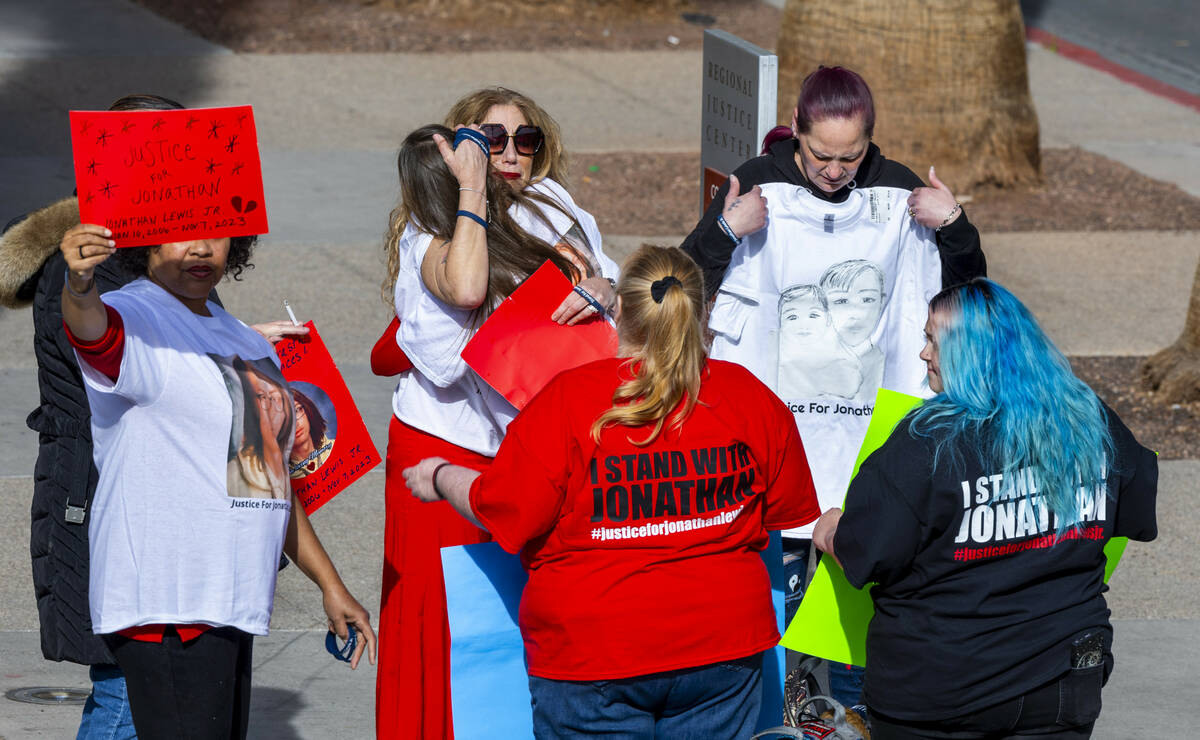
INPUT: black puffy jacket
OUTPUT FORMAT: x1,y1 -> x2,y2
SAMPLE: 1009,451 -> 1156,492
2,198 -> 127,664
4,200 -> 233,665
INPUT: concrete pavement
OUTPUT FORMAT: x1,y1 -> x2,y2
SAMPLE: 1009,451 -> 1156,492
0,0 -> 1197,737
1020,0 -> 1199,98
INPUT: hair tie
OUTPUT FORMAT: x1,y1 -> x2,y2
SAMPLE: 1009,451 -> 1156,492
650,276 -> 682,303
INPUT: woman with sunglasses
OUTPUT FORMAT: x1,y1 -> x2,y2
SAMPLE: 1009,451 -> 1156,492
371,87 -> 616,370
375,122 -> 615,739
444,87 -> 613,309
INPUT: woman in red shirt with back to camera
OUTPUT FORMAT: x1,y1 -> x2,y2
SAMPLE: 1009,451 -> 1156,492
404,245 -> 820,738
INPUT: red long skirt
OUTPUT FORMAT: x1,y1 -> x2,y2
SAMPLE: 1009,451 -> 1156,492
376,416 -> 493,739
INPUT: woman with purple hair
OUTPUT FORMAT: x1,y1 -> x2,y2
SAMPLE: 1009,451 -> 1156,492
683,65 -> 984,294
681,65 -> 989,716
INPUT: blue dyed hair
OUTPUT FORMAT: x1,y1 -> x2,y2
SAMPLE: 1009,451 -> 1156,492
909,279 -> 1114,527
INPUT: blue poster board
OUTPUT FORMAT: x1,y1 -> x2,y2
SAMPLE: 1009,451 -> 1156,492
444,534 -> 789,737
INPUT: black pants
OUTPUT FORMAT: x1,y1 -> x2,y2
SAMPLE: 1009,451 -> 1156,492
103,626 -> 254,740
870,663 -> 1106,740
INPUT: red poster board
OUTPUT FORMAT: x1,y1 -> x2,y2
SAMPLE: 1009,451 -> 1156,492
69,106 -> 268,247
462,262 -> 618,410
276,322 -> 380,515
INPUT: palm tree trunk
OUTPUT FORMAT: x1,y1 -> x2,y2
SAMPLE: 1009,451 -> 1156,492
1142,258 -> 1200,402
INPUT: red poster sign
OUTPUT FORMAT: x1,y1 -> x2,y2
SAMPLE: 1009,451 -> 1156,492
69,106 -> 269,247
462,262 -> 618,410
276,322 -> 380,515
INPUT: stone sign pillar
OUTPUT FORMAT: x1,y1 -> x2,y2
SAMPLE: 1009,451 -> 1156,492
700,29 -> 778,213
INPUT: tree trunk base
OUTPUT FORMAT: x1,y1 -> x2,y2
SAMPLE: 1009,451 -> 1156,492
1141,342 -> 1200,404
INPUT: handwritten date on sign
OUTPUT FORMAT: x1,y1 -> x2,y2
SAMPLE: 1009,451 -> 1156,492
70,105 -> 268,247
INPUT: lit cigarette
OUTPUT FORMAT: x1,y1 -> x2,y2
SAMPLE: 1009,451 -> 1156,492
283,300 -> 299,326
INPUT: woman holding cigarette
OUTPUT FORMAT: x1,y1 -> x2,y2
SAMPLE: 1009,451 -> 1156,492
404,246 -> 820,737
58,224 -> 375,739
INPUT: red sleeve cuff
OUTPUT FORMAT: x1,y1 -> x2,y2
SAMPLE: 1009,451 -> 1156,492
116,623 -> 212,643
371,317 -> 414,377
65,305 -> 125,382
468,476 -> 522,555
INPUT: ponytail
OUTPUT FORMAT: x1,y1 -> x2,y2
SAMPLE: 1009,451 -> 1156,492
591,246 -> 707,446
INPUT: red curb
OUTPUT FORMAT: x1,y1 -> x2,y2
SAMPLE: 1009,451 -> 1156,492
1026,26 -> 1200,114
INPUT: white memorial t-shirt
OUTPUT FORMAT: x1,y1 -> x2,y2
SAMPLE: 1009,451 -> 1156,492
709,183 -> 942,537
80,279 -> 293,635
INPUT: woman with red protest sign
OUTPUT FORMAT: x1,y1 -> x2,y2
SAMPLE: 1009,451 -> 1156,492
403,245 -> 820,737
56,224 -> 376,739
374,120 -> 619,738
1,92 -> 316,739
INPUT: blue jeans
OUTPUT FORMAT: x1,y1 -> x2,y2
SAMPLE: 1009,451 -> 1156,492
528,653 -> 764,739
784,537 -> 865,709
76,664 -> 136,740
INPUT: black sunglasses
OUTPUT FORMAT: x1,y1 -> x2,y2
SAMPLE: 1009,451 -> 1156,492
479,123 -> 544,156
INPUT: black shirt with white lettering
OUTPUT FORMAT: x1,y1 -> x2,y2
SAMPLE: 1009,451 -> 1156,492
834,406 -> 1157,720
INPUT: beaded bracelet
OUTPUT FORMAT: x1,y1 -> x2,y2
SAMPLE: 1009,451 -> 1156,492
936,202 -> 963,231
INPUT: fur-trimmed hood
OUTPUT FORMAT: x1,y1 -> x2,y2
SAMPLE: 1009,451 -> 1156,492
0,198 -> 79,309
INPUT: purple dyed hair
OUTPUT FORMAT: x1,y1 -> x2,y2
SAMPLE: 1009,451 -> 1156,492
793,66 -> 876,138
761,125 -> 794,154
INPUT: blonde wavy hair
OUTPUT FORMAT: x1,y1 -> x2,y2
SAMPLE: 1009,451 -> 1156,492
444,86 -> 569,188
591,246 -> 708,446
381,89 -> 572,306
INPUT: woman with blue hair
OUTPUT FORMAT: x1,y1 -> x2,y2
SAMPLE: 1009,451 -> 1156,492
813,278 -> 1158,738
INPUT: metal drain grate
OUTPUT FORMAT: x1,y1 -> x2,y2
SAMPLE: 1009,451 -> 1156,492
5,687 -> 90,706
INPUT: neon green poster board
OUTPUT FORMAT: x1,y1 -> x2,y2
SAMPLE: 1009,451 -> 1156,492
778,389 -> 920,666
778,389 -> 1129,667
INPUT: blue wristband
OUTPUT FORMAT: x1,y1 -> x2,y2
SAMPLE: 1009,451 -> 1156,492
573,284 -> 608,315
325,628 -> 357,663
456,210 -> 488,229
716,214 -> 740,243
453,127 -> 490,159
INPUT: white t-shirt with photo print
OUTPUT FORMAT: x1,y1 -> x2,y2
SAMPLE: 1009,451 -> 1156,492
79,278 -> 292,636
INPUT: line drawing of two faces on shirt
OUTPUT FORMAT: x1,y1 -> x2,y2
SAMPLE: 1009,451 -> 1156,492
778,259 -> 886,403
